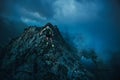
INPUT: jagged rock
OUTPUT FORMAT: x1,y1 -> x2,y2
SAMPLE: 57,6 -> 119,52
0,23 -> 95,80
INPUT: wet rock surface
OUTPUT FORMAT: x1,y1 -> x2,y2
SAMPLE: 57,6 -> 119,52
0,23 -> 95,80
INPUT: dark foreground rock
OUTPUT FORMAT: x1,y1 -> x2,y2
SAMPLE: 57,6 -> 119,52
0,23 -> 95,80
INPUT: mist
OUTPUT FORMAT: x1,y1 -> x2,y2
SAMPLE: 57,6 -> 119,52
0,0 -> 120,66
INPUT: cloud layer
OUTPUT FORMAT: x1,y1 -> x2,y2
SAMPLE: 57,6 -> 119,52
0,0 -> 105,24
0,0 -> 120,62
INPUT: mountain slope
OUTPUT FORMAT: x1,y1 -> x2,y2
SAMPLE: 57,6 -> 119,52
0,23 -> 95,80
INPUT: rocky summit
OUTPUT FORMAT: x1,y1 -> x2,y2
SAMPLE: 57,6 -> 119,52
0,23 -> 95,80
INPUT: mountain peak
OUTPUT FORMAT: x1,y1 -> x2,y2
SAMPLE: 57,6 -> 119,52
0,23 -> 95,80
45,22 -> 54,27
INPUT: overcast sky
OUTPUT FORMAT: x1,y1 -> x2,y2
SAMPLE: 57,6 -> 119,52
0,0 -> 120,61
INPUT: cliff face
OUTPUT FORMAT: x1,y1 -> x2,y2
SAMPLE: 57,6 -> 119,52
0,23 -> 95,80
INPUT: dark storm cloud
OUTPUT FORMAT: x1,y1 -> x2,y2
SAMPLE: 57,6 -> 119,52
0,0 -> 57,26
0,0 -> 14,16
0,0 -> 56,18
0,0 -> 120,62
0,0 -> 108,25
16,0 -> 56,18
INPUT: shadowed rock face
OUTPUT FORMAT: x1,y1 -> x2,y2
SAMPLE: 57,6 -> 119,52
0,23 -> 95,80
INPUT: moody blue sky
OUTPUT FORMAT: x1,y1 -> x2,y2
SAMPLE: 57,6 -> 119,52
0,0 -> 120,61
